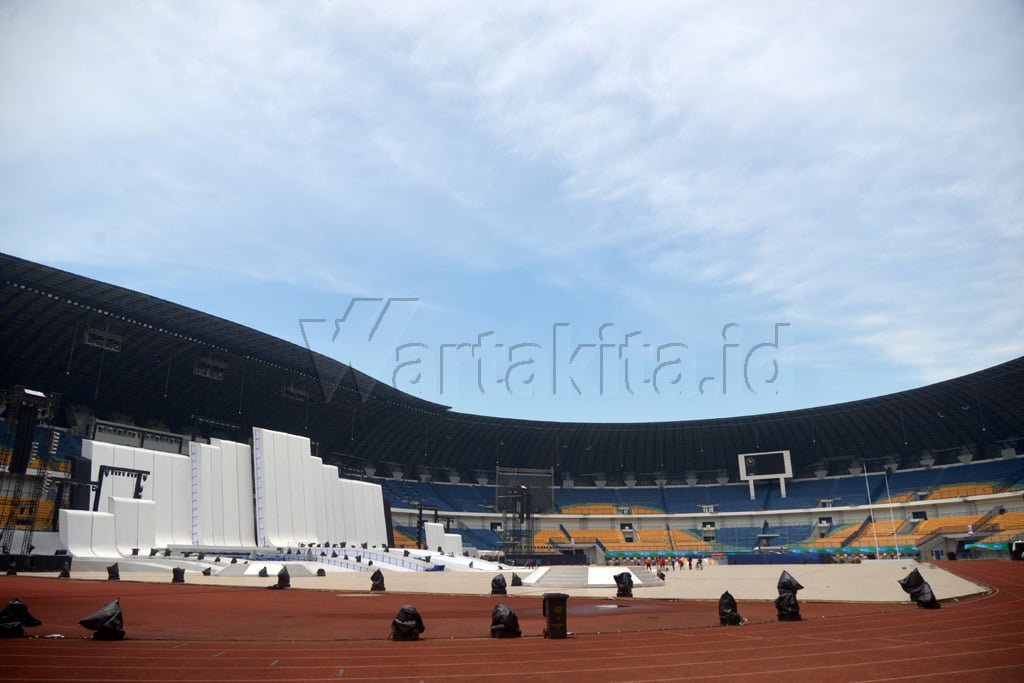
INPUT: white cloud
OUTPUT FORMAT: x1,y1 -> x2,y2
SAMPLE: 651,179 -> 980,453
0,0 -> 1021,397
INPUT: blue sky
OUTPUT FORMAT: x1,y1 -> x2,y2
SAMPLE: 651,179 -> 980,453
1,1 -> 1022,423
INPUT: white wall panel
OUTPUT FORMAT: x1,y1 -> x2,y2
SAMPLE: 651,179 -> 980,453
369,484 -> 386,547
151,452 -> 175,547
132,448 -> 155,502
60,509 -> 98,558
275,430 -> 295,547
295,436 -> 315,544
321,465 -> 339,544
355,481 -> 373,544
228,440 -> 257,547
308,455 -> 326,543
340,479 -> 356,543
110,497 -> 156,555
221,442 -> 241,547
424,522 -> 444,553
90,511 -> 120,558
170,453 -> 193,545
209,445 -> 226,546
252,428 -> 271,547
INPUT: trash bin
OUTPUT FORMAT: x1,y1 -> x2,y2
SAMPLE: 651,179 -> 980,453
542,592 -> 569,639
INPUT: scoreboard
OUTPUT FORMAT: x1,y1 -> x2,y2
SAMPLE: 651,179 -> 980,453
738,450 -> 792,480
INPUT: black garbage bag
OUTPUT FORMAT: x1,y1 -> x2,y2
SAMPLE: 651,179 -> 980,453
898,568 -> 941,609
0,595 -> 40,639
202,567 -> 212,576
79,598 -> 126,640
614,571 -> 634,598
316,568 -> 326,577
106,563 -> 120,581
258,567 -> 269,578
491,574 -> 508,595
490,603 -> 522,638
268,566 -> 290,589
230,557 -> 238,564
511,573 -> 523,587
656,571 -> 666,581
171,567 -> 185,583
371,568 -> 386,592
391,605 -> 425,641
718,591 -> 745,626
775,571 -> 803,621
58,560 -> 71,579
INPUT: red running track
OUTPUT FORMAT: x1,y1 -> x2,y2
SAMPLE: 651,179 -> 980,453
1,560 -> 1022,681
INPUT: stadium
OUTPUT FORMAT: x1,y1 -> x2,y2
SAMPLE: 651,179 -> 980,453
2,252 -> 1023,679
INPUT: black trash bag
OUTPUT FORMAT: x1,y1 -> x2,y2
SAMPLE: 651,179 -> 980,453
58,560 -> 71,579
1,598 -> 42,629
316,568 -> 326,577
718,591 -> 745,626
490,603 -> 522,638
511,573 -> 523,587
774,571 -> 803,621
898,568 -> 941,609
202,567 -> 212,576
391,605 -> 425,641
491,574 -> 508,595
656,571 -> 666,581
403,550 -> 410,557
230,557 -> 238,564
171,567 -> 185,583
79,598 -> 126,640
614,571 -> 634,598
107,563 -> 120,581
332,550 -> 338,558
258,567 -> 269,578
371,568 -> 386,592
267,566 -> 290,590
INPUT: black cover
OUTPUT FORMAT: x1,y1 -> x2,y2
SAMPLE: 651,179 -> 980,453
268,566 -> 290,589
718,591 -> 744,626
0,598 -> 42,629
614,571 -> 634,598
371,568 -> 386,591
106,563 -> 120,581
172,567 -> 185,583
774,571 -> 803,621
391,605 -> 425,641
79,598 -> 126,640
898,568 -> 941,609
490,603 -> 522,638
511,572 -> 523,587
491,574 -> 508,595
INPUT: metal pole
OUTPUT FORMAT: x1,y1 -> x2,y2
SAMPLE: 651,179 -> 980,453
863,466 -> 880,557
884,469 -> 901,559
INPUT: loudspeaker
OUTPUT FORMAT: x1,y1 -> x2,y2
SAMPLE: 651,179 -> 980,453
10,402 -> 39,475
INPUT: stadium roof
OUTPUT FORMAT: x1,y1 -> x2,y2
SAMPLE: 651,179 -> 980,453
2,252 -> 1022,480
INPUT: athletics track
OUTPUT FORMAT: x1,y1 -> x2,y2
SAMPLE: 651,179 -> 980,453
1,560 -> 1021,681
